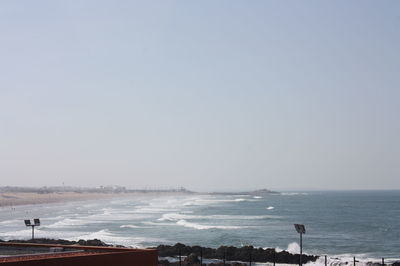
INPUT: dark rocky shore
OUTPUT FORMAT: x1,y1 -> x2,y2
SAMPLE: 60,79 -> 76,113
156,243 -> 318,265
2,239 -> 399,266
2,238 -> 111,247
1,238 -> 317,265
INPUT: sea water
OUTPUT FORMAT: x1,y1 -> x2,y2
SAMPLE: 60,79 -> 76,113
0,191 -> 399,265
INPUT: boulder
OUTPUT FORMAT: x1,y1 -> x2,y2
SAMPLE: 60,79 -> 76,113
184,253 -> 200,264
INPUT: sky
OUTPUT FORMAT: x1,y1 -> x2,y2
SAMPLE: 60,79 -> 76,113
0,1 -> 399,191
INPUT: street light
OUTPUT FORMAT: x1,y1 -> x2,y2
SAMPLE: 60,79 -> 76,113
24,218 -> 40,240
294,224 -> 306,266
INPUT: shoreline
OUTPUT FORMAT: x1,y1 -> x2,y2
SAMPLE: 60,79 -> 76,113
2,239 -> 399,266
0,191 -> 193,208
0,238 -> 317,265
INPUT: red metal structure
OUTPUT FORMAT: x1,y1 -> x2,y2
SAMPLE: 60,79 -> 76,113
0,242 -> 158,266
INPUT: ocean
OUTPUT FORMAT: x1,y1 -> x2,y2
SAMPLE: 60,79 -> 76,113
1,191 -> 399,265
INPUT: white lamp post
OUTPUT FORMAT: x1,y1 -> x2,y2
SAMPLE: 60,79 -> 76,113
24,218 -> 40,240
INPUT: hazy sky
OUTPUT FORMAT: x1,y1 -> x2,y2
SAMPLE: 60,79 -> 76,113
0,1 -> 399,191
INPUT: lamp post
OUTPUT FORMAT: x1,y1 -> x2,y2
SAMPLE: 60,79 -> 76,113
294,224 -> 306,266
24,219 -> 40,240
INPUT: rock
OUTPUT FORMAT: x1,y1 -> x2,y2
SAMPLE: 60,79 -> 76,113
5,238 -> 109,247
156,243 -> 318,264
78,239 -> 108,246
158,259 -> 172,265
184,253 -> 200,264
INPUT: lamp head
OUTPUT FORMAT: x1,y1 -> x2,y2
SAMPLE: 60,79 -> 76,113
294,224 -> 306,234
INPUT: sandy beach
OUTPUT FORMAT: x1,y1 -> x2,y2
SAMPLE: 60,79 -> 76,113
0,191 -> 190,208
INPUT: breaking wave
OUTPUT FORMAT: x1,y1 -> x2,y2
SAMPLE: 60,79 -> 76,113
158,213 -> 280,222
74,229 -> 169,247
234,198 -> 246,202
287,242 -> 301,254
45,218 -> 93,228
120,224 -> 140,229
176,220 -> 243,230
281,192 -> 309,196
182,197 -> 256,206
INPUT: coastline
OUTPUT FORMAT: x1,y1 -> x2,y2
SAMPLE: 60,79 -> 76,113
2,239 -> 399,266
2,190 -> 398,264
0,191 -> 192,208
0,238 -> 318,265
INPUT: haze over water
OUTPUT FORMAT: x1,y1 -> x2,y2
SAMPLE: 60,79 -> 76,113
1,191 -> 399,264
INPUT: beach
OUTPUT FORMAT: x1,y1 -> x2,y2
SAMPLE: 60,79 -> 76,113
0,191 -> 191,207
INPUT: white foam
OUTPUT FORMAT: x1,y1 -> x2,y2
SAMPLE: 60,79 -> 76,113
142,221 -> 174,226
0,219 -> 20,225
287,242 -> 301,254
74,229 -> 169,248
0,228 -> 78,240
234,198 -> 247,202
77,209 -> 154,222
266,206 -> 275,210
182,197 -> 256,206
272,244 -> 398,266
281,192 -> 308,196
158,213 -> 280,222
253,196 -> 263,199
303,254 -> 400,266
132,207 -> 180,214
176,220 -> 243,230
120,224 -> 140,228
158,213 -> 191,221
274,242 -> 300,254
45,218 -> 94,228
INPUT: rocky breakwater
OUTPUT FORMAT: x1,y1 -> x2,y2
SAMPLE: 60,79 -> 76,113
4,238 -> 111,247
156,243 -> 318,265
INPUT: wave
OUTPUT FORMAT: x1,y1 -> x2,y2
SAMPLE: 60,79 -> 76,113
74,229 -> 169,247
176,220 -> 243,230
0,228 -> 78,240
0,229 -> 38,240
274,242 -> 300,254
274,244 -> 400,266
45,218 -> 94,228
287,242 -> 301,254
304,254 -> 400,266
80,210 -> 154,222
0,219 -> 20,225
120,224 -> 140,229
234,198 -> 247,202
253,196 -> 263,199
132,207 -> 180,214
158,213 -> 191,221
41,215 -> 67,221
281,192 -> 309,196
142,221 -> 174,226
182,197 -> 257,206
266,206 -> 274,210
158,213 -> 281,222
